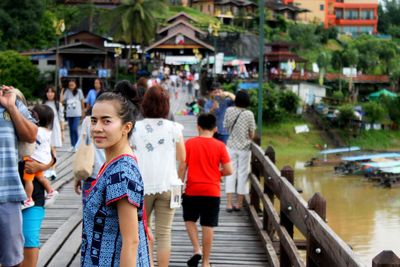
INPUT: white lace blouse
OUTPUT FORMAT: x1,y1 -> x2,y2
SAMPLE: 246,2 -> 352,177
130,118 -> 184,195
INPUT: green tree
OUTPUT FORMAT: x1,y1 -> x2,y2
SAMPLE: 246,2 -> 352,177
287,23 -> 320,50
341,46 -> 359,102
317,51 -> 331,86
248,83 -> 283,123
104,0 -> 166,71
378,4 -> 390,33
389,56 -> 400,90
331,50 -> 344,92
377,41 -> 397,75
337,104 -> 356,128
362,102 -> 387,125
0,0 -> 56,50
349,36 -> 377,74
278,90 -> 300,114
0,51 -> 42,99
378,0 -> 400,34
382,96 -> 400,128
315,24 -> 338,44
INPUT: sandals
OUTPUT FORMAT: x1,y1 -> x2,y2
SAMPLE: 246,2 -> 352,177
233,206 -> 241,212
226,208 -> 233,213
187,253 -> 202,267
226,206 -> 241,212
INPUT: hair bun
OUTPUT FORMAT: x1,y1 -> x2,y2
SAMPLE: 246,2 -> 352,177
113,80 -> 137,103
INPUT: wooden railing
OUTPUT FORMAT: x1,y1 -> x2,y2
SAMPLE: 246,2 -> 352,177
247,143 -> 400,267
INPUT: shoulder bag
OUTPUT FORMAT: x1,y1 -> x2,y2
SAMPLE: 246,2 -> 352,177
73,128 -> 94,181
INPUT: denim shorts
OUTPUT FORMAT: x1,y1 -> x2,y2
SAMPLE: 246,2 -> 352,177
22,206 -> 45,248
0,202 -> 24,266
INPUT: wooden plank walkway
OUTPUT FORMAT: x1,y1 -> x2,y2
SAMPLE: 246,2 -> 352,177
38,91 -> 269,266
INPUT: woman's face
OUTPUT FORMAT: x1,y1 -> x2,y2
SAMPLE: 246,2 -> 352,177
46,90 -> 55,101
94,79 -> 101,90
90,101 -> 132,150
68,81 -> 77,91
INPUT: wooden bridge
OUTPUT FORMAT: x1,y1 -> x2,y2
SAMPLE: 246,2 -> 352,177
37,93 -> 400,267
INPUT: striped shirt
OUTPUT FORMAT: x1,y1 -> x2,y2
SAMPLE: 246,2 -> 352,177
0,100 -> 35,203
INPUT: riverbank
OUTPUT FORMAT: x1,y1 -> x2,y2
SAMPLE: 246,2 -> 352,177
261,116 -> 400,161
343,129 -> 400,151
260,117 -> 324,159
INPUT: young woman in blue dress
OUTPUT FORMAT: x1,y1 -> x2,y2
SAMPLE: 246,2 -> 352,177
81,92 -> 150,267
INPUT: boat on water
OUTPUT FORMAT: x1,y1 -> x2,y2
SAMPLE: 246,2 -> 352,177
305,146 -> 361,167
361,160 -> 400,176
366,166 -> 400,188
334,152 -> 400,175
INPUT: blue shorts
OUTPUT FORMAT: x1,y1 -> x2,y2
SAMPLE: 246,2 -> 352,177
22,206 -> 45,248
0,202 -> 24,266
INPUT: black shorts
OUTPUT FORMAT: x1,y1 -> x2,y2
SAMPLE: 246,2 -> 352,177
182,194 -> 220,227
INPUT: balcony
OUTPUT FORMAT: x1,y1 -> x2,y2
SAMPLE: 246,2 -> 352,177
335,18 -> 377,25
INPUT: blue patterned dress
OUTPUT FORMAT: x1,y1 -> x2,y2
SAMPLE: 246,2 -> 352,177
81,154 -> 150,267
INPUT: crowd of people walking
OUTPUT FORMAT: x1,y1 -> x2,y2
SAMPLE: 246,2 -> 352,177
0,73 -> 256,267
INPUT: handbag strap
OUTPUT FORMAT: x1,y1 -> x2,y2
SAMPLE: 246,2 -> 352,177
85,119 -> 91,145
230,110 -> 244,133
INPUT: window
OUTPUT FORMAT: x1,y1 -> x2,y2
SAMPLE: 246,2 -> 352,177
31,60 -> 39,65
340,26 -> 373,36
320,4 -> 324,11
47,60 -> 56,65
344,9 -> 358,20
335,9 -> 343,19
360,10 -> 374,20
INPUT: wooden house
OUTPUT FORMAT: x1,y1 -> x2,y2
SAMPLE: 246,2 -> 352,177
192,0 -> 257,24
265,0 -> 308,22
22,31 -> 116,93
145,13 -> 214,66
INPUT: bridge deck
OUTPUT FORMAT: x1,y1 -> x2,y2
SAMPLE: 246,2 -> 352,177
38,92 -> 269,266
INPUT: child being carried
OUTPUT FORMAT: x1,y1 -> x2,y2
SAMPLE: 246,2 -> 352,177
22,104 -> 59,209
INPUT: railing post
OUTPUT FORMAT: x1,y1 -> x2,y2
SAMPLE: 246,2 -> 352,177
307,193 -> 328,267
280,165 -> 294,267
250,153 -> 261,213
265,145 -> 276,164
263,146 -> 275,235
372,251 -> 400,267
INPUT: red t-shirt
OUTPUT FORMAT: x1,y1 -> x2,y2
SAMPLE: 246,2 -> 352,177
185,136 -> 230,197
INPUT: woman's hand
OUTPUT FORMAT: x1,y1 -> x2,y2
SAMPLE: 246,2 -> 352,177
74,179 -> 82,195
25,160 -> 48,173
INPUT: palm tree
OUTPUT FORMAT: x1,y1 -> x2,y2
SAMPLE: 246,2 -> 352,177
341,47 -> 359,102
316,51 -> 331,86
104,0 -> 166,72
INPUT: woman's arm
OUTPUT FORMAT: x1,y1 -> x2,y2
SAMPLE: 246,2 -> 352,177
249,130 -> 255,140
178,162 -> 187,182
220,162 -> 233,177
117,199 -> 139,267
176,135 -> 186,163
60,88 -> 65,104
81,99 -> 85,119
24,157 -> 55,173
223,91 -> 236,100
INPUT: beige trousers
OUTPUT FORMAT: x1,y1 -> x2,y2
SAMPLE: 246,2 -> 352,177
145,191 -> 175,249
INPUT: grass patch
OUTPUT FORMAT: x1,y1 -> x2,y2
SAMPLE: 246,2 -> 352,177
260,117 -> 324,158
343,130 -> 400,151
325,39 -> 343,51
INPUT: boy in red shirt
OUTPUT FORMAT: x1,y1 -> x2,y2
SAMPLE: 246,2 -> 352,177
178,113 -> 233,267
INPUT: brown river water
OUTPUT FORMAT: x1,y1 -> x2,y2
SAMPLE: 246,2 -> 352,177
276,155 -> 400,266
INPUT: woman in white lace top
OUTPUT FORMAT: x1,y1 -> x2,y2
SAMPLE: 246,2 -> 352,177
130,85 -> 185,267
